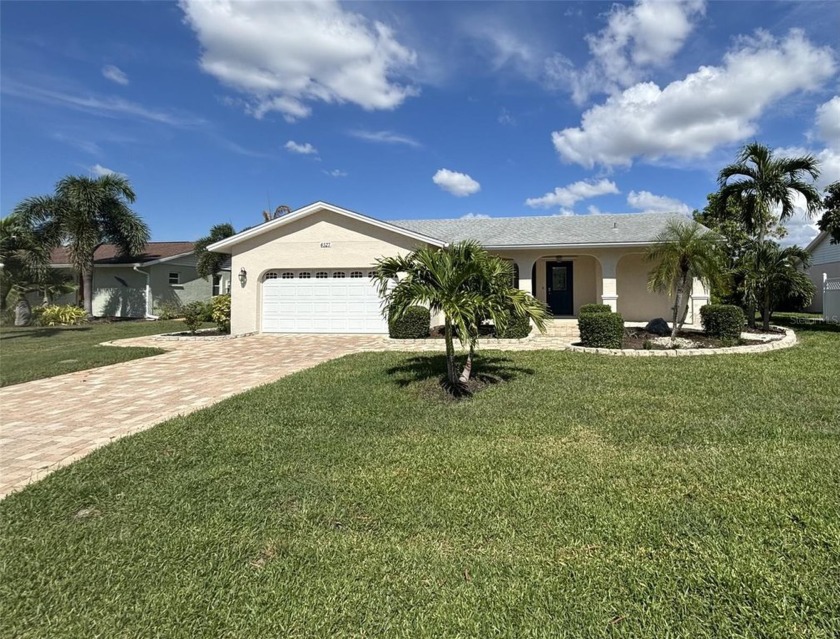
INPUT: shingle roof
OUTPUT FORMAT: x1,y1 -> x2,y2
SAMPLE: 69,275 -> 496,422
49,242 -> 195,265
389,212 -> 692,247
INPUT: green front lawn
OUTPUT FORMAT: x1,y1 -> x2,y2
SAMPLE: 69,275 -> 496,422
0,320 -> 200,387
1,323 -> 838,637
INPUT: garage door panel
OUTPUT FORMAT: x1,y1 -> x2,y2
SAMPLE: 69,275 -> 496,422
262,272 -> 389,334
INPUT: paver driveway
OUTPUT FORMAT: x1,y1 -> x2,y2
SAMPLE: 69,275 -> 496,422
0,333 -> 573,498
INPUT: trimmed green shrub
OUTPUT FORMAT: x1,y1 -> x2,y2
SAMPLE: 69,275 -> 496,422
211,294 -> 231,334
495,313 -> 532,339
38,304 -> 87,326
579,312 -> 624,348
389,306 -> 430,339
181,302 -> 206,335
700,304 -> 744,340
579,303 -> 612,315
155,302 -> 183,320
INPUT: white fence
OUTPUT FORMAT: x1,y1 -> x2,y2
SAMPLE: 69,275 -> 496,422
824,275 -> 840,323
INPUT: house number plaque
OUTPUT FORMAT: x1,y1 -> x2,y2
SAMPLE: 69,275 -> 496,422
320,242 -> 331,248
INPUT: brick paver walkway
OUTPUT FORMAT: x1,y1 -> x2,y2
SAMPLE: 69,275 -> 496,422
0,333 -> 573,498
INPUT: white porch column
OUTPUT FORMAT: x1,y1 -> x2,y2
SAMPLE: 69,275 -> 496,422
599,255 -> 619,311
514,256 -> 536,296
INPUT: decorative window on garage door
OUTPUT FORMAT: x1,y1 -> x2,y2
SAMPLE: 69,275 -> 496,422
299,272 -> 311,279
315,271 -> 328,279
281,272 -> 294,279
333,271 -> 346,278
350,271 -> 363,278
265,272 -> 278,280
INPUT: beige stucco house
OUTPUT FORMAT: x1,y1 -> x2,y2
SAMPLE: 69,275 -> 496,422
804,231 -> 840,317
209,202 -> 710,336
44,242 -> 231,318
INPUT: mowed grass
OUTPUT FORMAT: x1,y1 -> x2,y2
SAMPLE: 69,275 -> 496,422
1,323 -> 838,637
0,320 -> 202,387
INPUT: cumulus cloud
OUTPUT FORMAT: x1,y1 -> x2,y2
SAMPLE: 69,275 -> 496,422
627,190 -> 691,215
324,169 -> 348,177
102,65 -> 129,86
546,0 -> 706,104
460,212 -> 490,219
525,179 -> 619,209
348,129 -> 421,147
284,140 -> 318,155
552,29 -> 837,168
432,169 -> 481,197
816,96 -> 840,149
180,0 -> 418,121
89,164 -> 125,178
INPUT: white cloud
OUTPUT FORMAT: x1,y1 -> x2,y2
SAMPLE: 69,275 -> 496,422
552,30 -> 837,168
463,20 -> 539,76
546,0 -> 706,104
433,169 -> 481,197
284,140 -> 318,155
102,65 -> 129,86
525,179 -> 619,209
627,190 -> 691,215
180,0 -> 418,121
324,169 -> 348,178
460,212 -> 490,219
89,164 -> 125,178
498,107 -> 515,126
816,96 -> 840,149
348,129 -> 421,147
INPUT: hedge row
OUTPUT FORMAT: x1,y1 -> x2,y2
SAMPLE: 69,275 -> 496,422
579,310 -> 624,348
700,304 -> 744,340
389,306 -> 430,339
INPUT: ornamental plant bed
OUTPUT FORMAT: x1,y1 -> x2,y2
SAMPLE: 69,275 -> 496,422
428,324 -> 506,339
621,327 -> 765,350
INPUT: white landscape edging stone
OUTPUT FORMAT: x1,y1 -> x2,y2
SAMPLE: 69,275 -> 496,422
567,326 -> 797,357
153,329 -> 253,342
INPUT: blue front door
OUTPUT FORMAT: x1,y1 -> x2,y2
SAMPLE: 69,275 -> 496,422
546,261 -> 574,316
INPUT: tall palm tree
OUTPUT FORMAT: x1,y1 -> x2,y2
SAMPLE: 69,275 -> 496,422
741,241 -> 814,331
13,174 -> 149,317
718,142 -> 822,242
646,219 -> 727,343
0,213 -> 51,314
372,241 -> 547,386
195,223 -> 236,279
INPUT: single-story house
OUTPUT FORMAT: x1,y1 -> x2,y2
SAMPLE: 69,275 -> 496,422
208,201 -> 710,336
804,231 -> 840,317
43,242 -> 231,318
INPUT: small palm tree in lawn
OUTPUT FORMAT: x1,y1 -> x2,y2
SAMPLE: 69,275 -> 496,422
741,241 -> 814,331
13,174 -> 150,317
718,142 -> 822,242
195,223 -> 236,279
646,219 -> 727,344
0,213 -> 51,314
372,241 -> 548,387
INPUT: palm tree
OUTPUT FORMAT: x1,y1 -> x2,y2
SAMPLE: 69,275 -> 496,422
372,241 -> 547,386
718,142 -> 822,242
646,219 -> 727,343
818,181 -> 840,244
741,241 -> 814,330
13,174 -> 149,317
0,213 -> 51,315
195,223 -> 236,279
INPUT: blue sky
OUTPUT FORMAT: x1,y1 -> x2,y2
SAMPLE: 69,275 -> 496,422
2,1 -> 839,246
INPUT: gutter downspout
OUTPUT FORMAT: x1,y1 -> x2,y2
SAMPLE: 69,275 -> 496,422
133,264 -> 159,320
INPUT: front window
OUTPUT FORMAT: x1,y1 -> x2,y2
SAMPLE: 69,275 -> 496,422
168,272 -> 180,285
212,274 -> 222,296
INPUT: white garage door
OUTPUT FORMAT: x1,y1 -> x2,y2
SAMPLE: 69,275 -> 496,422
261,270 -> 388,333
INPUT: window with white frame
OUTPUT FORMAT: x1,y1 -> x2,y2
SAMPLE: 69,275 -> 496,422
168,272 -> 180,285
212,274 -> 222,296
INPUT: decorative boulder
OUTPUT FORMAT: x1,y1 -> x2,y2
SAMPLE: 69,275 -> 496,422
645,318 -> 670,336
14,300 -> 32,327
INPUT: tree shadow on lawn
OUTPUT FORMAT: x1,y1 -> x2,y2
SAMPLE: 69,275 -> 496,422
772,317 -> 840,334
386,353 -> 535,399
0,326 -> 92,340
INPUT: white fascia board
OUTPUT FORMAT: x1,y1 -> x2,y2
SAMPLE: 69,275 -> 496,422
207,201 -> 446,253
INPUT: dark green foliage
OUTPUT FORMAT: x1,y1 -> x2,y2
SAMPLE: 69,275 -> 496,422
182,302 -> 206,334
579,311 -> 624,348
700,304 -> 745,340
578,303 -> 612,315
818,181 -> 840,244
494,313 -> 531,338
388,305 -> 430,339
211,295 -> 231,334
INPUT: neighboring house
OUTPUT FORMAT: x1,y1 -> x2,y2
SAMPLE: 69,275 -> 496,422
804,231 -> 840,315
44,242 -> 231,318
208,201 -> 710,336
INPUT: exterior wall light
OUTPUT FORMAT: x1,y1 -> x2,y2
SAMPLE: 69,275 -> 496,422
238,267 -> 247,286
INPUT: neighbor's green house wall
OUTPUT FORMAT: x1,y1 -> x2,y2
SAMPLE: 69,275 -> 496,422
32,256 -> 230,318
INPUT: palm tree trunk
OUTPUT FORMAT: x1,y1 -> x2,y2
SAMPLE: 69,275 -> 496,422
443,317 -> 457,385
671,271 -> 687,343
459,342 -> 475,384
81,265 -> 94,317
762,289 -> 771,331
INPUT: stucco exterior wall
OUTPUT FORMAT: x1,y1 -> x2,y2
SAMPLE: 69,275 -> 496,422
92,267 -> 146,317
148,256 -> 216,315
616,253 -> 674,322
227,210 -> 427,335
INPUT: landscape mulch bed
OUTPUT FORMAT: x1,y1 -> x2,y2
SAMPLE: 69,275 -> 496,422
622,328 -> 766,350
